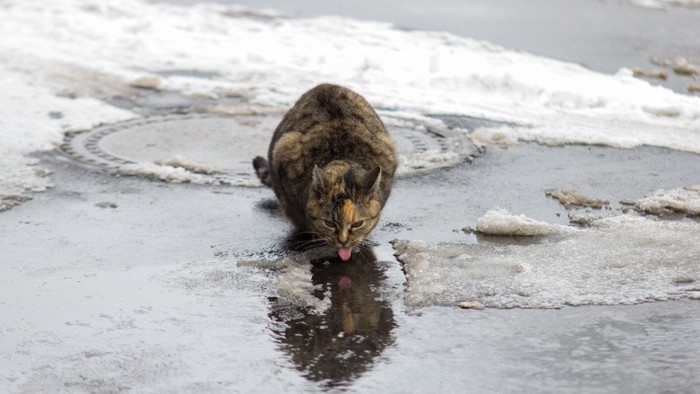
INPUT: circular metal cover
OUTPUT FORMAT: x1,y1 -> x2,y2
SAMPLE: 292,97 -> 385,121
61,113 -> 473,186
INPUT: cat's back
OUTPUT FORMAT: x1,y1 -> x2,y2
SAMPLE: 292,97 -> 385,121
268,84 -> 396,184
270,83 -> 386,144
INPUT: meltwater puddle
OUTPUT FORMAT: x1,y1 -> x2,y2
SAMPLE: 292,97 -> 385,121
394,209 -> 700,309
223,242 -> 403,388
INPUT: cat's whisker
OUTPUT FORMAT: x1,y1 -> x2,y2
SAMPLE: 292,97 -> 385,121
289,238 -> 327,252
360,238 -> 379,247
356,247 -> 370,264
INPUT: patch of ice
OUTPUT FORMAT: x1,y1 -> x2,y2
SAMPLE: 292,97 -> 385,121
398,150 -> 460,173
476,208 -> 577,236
226,177 -> 264,187
117,163 -> 210,184
395,213 -> 700,309
276,257 -> 331,315
634,184 -> 700,216
155,155 -> 221,175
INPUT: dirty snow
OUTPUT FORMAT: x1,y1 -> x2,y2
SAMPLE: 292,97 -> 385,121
396,212 -> 700,308
545,186 -> 610,209
634,184 -> 700,216
2,0 -> 700,206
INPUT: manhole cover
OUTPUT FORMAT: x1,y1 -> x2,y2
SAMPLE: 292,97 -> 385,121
61,112 -> 473,186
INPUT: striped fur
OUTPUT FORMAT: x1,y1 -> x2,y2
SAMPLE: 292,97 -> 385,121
253,84 -> 397,250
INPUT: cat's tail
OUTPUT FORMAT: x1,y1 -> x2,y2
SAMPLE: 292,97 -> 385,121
253,156 -> 272,187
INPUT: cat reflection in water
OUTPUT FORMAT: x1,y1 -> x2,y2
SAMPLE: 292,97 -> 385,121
254,84 -> 397,261
269,245 -> 395,385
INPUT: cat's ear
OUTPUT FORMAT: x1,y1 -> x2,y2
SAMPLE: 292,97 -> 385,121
364,166 -> 382,193
312,165 -> 327,192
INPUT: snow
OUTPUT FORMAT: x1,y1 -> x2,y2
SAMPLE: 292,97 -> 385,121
117,163 -> 211,184
634,184 -> 700,216
395,212 -> 700,309
155,155 -> 221,175
117,162 -> 264,186
626,0 -> 700,9
476,208 -> 576,236
0,68 -> 133,207
2,0 -> 700,205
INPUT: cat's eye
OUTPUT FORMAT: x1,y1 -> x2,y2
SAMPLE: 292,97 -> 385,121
323,220 -> 336,229
351,220 -> 364,229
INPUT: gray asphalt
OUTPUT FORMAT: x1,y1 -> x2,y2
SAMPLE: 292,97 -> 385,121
3,1 -> 700,391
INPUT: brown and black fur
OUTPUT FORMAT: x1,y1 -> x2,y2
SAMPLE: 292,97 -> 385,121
253,83 -> 397,250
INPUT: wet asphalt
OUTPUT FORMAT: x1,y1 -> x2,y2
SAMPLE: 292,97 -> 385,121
3,0 -> 700,391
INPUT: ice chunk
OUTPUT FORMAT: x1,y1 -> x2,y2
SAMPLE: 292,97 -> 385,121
634,185 -> 700,216
396,213 -> 700,309
476,208 -> 576,236
545,186 -> 609,209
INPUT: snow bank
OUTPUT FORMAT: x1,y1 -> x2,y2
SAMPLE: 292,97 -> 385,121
0,68 -> 133,207
2,0 -> 700,206
395,212 -> 700,308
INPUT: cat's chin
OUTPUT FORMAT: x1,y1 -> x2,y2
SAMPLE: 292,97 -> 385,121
338,247 -> 352,262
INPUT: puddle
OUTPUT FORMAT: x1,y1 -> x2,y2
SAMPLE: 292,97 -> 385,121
60,112 -> 477,185
269,247 -> 396,387
223,239 -> 401,388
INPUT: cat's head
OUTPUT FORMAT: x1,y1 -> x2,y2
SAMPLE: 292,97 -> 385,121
306,164 -> 383,260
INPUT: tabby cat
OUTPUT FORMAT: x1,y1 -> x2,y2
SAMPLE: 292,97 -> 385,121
253,84 -> 397,261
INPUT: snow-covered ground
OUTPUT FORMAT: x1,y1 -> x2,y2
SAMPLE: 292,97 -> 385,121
2,0 -> 700,207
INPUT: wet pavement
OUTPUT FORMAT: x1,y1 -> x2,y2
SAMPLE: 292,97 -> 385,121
2,120 -> 700,391
3,1 -> 700,392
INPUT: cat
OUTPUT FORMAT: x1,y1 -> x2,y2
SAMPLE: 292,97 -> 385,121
253,83 -> 397,261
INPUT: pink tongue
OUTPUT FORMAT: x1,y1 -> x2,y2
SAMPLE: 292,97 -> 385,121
338,247 -> 352,261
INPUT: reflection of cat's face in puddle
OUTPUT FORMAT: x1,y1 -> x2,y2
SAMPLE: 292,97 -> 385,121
268,245 -> 395,386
